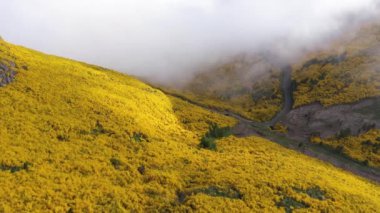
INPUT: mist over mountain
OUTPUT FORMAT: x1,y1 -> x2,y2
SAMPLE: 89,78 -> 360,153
1,0 -> 379,83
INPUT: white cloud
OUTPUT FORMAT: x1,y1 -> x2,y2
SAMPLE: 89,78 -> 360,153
1,0 -> 379,83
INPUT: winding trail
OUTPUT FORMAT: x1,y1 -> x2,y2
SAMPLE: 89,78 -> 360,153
267,66 -> 294,126
157,67 -> 380,184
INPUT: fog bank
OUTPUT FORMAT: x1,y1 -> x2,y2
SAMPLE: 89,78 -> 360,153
1,0 -> 379,83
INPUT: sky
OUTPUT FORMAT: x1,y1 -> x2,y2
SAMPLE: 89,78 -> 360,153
1,0 -> 379,83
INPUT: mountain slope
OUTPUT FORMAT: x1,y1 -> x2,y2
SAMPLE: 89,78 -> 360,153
168,56 -> 283,122
166,21 -> 380,169
283,22 -> 380,168
292,22 -> 380,107
0,40 -> 379,212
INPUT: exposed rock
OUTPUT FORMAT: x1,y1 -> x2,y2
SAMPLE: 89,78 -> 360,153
0,62 -> 17,87
281,97 -> 380,140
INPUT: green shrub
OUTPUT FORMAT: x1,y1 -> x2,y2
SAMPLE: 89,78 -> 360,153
132,132 -> 148,142
199,136 -> 217,150
0,162 -> 32,173
205,123 -> 231,138
110,158 -> 122,170
199,123 -> 231,151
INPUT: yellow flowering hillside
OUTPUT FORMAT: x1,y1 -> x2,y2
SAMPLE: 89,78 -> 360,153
0,39 -> 379,212
292,22 -> 380,107
289,22 -> 380,168
311,129 -> 380,168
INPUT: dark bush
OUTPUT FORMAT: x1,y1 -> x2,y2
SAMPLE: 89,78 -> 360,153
199,136 -> 217,150
199,123 -> 231,151
110,157 -> 122,170
0,162 -> 32,173
138,165 -> 145,175
91,120 -> 108,135
176,191 -> 186,203
57,134 -> 70,142
132,132 -> 148,142
205,123 -> 231,139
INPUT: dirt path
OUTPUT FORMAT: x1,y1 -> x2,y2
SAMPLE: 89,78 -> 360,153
267,66 -> 294,126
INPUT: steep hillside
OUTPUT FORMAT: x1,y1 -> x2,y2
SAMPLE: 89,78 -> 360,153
292,22 -> 380,107
0,40 -> 380,212
170,22 -> 380,122
166,21 -> 380,169
167,56 -> 283,122
281,22 -> 380,168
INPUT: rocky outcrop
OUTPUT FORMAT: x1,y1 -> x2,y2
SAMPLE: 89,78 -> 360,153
0,61 -> 16,87
280,98 -> 380,140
